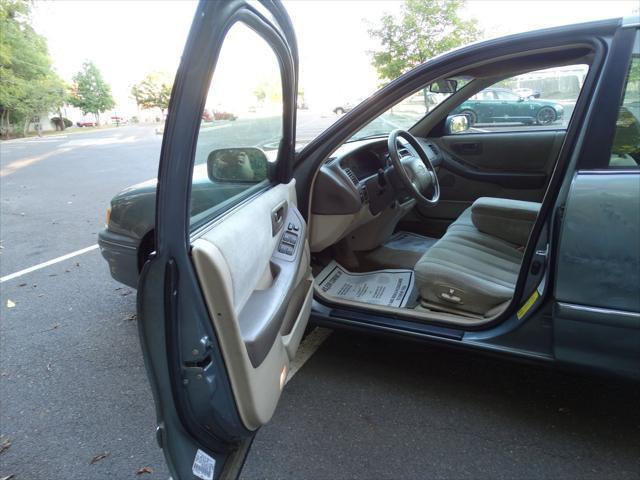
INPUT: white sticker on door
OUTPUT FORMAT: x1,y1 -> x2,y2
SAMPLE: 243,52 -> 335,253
316,260 -> 415,308
192,449 -> 216,480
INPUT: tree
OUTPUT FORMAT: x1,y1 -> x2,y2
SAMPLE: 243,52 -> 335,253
130,71 -> 172,115
17,76 -> 67,134
368,0 -> 481,85
0,0 -> 66,136
69,61 -> 115,124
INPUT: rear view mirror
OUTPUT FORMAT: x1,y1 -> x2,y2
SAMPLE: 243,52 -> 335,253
430,79 -> 458,94
445,114 -> 470,135
207,147 -> 268,183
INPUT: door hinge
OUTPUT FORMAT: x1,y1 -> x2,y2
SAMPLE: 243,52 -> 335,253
182,336 -> 214,382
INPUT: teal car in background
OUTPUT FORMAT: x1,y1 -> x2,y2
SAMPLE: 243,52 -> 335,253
452,87 -> 564,125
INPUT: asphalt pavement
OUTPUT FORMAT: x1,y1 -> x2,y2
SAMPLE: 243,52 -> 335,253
1,124 -> 639,480
1,125 -> 169,479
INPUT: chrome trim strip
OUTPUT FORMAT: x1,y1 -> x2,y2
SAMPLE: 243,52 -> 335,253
555,302 -> 640,329
578,169 -> 640,175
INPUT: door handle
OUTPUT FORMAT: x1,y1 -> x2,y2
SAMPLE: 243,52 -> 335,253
453,142 -> 482,155
271,201 -> 288,236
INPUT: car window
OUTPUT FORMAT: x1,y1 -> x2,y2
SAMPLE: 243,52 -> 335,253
479,91 -> 497,100
609,31 -> 640,169
189,22 -> 282,230
495,90 -> 520,101
348,78 -> 472,142
451,64 -> 589,134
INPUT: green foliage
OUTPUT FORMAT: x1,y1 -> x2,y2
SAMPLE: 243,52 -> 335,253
368,0 -> 481,84
0,0 -> 66,136
130,71 -> 172,113
51,116 -> 72,128
253,79 -> 281,104
69,61 -> 115,120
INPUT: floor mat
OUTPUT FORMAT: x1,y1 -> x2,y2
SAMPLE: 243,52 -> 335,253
360,231 -> 438,270
316,260 -> 415,308
385,231 -> 438,252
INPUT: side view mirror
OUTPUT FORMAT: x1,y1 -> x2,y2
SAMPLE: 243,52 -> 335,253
445,114 -> 470,135
430,79 -> 458,94
207,147 -> 268,183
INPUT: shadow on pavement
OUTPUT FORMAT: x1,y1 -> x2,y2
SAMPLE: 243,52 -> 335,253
242,329 -> 640,480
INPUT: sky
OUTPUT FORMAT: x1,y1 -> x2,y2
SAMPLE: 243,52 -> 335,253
32,0 -> 639,115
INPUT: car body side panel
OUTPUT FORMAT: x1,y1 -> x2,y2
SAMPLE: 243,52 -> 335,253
556,172 -> 640,312
554,171 -> 640,378
98,229 -> 139,288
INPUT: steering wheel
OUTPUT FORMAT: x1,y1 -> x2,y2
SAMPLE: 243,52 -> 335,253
387,129 -> 440,207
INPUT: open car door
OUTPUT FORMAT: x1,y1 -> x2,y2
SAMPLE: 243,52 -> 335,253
136,1 -> 313,478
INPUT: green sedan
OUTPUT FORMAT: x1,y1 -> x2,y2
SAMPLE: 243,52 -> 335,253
452,87 -> 564,125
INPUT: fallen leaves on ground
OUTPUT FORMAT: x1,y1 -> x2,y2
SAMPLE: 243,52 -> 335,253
6,300 -> 15,308
135,466 -> 154,475
89,451 -> 109,464
126,313 -> 137,321
0,436 -> 11,454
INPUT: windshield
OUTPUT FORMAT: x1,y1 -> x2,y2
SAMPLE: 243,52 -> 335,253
348,79 -> 471,143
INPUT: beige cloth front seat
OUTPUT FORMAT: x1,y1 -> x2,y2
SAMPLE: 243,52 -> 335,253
414,197 -> 541,315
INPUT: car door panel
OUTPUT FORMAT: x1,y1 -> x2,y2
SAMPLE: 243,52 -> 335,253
554,172 -> 640,378
438,130 -> 564,172
409,130 -> 564,234
192,181 -> 312,430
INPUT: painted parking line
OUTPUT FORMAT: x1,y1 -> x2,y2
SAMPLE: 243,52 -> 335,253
1,241 -> 330,372
286,327 -> 332,384
0,135 -> 69,145
0,244 -> 99,283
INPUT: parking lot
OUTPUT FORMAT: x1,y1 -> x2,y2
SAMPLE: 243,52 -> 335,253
1,124 -> 639,480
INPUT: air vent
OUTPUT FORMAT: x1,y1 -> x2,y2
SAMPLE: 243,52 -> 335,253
428,144 -> 439,155
343,167 -> 359,186
398,148 -> 411,158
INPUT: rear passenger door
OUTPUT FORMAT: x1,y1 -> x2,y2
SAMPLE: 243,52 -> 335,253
420,65 -> 586,236
554,27 -> 640,379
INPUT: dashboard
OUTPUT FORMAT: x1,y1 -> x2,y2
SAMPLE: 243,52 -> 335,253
340,145 -> 387,179
311,136 -> 444,217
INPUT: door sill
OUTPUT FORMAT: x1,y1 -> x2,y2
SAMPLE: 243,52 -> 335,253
312,283 -> 502,329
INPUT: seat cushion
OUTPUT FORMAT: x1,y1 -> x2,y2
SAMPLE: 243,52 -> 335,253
415,207 -> 524,315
